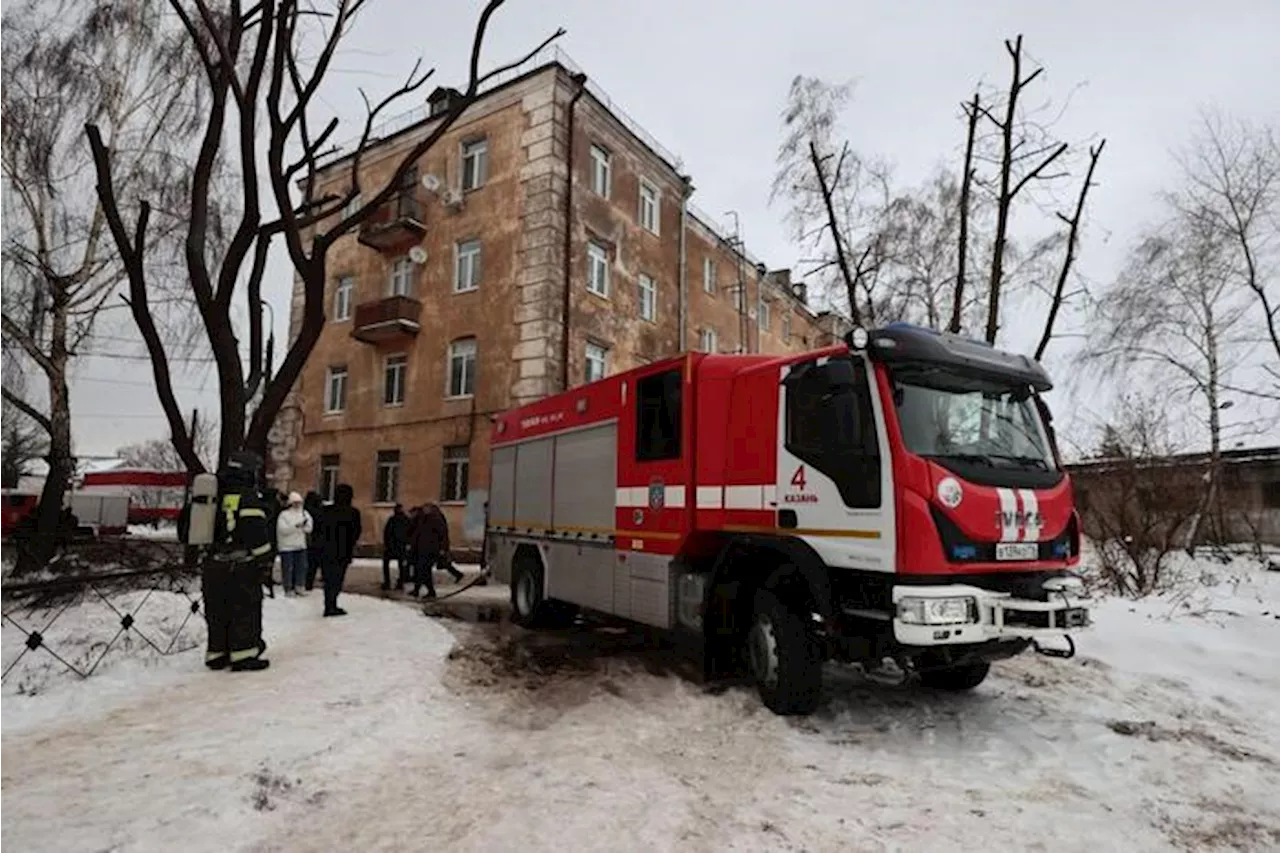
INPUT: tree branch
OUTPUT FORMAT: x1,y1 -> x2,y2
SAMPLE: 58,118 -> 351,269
951,91 -> 980,334
1,388 -> 52,435
85,123 -> 202,474
1035,139 -> 1105,360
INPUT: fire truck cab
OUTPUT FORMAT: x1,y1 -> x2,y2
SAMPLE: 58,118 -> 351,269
487,323 -> 1089,715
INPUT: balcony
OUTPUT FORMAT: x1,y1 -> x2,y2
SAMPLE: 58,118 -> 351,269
357,193 -> 426,252
351,295 -> 422,344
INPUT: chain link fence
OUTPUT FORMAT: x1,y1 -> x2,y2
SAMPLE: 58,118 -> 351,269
2,540 -> 204,694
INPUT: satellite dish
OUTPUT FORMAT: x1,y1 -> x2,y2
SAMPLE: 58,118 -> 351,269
421,174 -> 442,193
408,246 -> 428,264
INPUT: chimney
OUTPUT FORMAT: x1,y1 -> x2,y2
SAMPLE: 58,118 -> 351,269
428,86 -> 463,118
791,281 -> 808,305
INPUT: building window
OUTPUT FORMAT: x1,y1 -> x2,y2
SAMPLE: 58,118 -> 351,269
783,312 -> 792,343
638,273 -> 657,322
758,299 -> 770,332
441,445 -> 469,503
461,137 -> 488,191
448,337 -> 477,397
454,239 -> 481,293
639,179 -> 660,234
343,193 -> 361,219
383,354 -> 407,406
374,450 -> 400,504
732,284 -> 743,311
703,257 -> 716,294
333,275 -> 353,322
636,369 -> 682,461
318,455 -> 340,502
325,366 -> 347,414
389,256 -> 414,297
699,328 -> 718,354
585,342 -> 608,383
587,241 -> 610,298
590,143 -> 611,198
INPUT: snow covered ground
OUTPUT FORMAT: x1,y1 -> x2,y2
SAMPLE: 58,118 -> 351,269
3,554 -> 1279,853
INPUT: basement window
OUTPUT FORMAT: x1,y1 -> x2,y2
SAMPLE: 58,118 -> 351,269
636,368 -> 682,461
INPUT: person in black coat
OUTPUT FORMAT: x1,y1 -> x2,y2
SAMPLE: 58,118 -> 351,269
303,491 -> 324,591
316,483 -> 361,617
381,504 -> 410,591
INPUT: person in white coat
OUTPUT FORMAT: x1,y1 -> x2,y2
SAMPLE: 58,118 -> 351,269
276,492 -> 313,596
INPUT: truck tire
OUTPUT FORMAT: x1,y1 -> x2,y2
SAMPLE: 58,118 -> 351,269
510,551 -> 552,628
918,661 -> 991,691
747,589 -> 823,716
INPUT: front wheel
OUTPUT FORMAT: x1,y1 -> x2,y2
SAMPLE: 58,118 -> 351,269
747,589 -> 823,715
918,661 -> 991,691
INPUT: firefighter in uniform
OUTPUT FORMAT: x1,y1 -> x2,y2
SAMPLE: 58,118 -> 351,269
204,451 -> 275,672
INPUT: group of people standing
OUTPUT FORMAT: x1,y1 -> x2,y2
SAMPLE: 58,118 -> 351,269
379,503 -> 462,599
274,485 -> 362,617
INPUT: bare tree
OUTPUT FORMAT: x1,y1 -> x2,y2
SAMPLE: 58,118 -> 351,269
1171,111 -> 1280,395
1034,139 -> 1106,360
86,0 -> 563,474
1,369 -> 47,490
1078,395 -> 1201,596
974,35 -> 1072,344
949,92 -> 981,334
118,420 -> 215,473
1,0 -> 204,574
1084,208 -> 1257,548
771,75 -> 896,327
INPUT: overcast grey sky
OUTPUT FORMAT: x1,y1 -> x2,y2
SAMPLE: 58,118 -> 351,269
66,0 -> 1280,458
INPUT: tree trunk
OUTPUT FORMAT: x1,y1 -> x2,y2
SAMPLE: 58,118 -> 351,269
950,93 -> 980,334
16,292 -> 75,576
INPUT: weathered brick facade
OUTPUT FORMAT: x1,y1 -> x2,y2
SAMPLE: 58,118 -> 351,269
274,61 -> 841,546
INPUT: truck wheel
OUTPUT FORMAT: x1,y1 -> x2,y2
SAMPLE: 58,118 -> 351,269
510,552 -> 546,627
747,589 -> 822,716
918,661 -> 991,691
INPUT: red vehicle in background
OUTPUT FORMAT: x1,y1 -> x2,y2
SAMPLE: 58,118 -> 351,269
1,468 -> 188,539
485,323 -> 1089,715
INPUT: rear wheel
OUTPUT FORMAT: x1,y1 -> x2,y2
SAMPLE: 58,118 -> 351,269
747,589 -> 823,715
510,551 -> 550,628
918,661 -> 991,691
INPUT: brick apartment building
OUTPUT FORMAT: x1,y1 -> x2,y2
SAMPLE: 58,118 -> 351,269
269,50 -> 849,547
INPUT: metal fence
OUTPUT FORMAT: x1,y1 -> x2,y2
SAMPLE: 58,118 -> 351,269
2,543 -> 203,688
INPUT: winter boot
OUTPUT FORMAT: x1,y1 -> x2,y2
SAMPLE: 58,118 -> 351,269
230,657 -> 270,672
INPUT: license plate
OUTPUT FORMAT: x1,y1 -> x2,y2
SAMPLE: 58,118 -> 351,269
995,542 -> 1038,561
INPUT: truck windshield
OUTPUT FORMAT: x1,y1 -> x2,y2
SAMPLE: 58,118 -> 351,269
893,369 -> 1054,471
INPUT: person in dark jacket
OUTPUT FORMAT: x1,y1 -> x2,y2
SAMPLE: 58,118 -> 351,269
316,483 -> 361,616
411,502 -> 458,598
303,491 -> 324,591
381,504 -> 410,591
427,503 -> 464,583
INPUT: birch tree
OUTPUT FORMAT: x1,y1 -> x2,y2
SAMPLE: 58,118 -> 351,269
1,0 -> 204,574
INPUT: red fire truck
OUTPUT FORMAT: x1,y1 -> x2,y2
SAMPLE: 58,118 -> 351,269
486,323 -> 1089,715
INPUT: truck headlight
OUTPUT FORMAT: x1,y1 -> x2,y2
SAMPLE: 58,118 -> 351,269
897,596 -> 976,626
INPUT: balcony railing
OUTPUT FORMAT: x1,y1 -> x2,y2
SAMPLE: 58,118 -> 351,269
357,193 -> 426,252
351,295 -> 422,344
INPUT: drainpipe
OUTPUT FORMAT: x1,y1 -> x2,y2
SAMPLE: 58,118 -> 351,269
677,176 -> 693,352
559,72 -> 588,392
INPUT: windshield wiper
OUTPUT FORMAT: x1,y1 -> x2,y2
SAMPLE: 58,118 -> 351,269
986,453 -> 1050,470
926,453 -> 997,467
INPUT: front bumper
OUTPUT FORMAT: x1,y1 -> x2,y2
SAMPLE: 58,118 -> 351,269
891,583 -> 1090,647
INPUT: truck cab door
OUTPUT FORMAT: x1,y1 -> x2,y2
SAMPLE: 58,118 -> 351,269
776,353 -> 896,574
